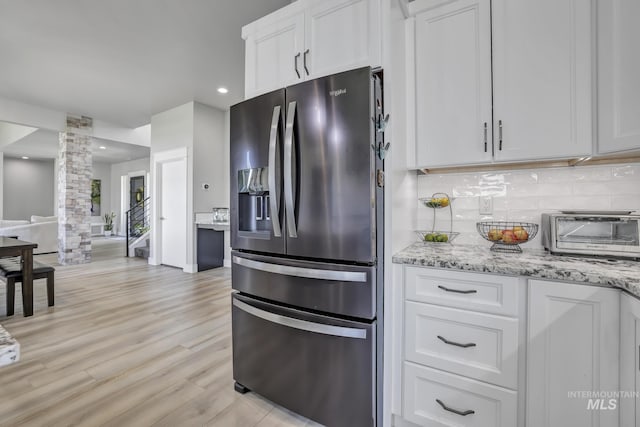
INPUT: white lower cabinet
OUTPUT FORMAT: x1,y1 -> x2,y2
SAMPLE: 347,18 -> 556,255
398,267 -> 625,427
527,280 -> 620,427
620,292 -> 640,427
401,268 -> 522,427
403,362 -> 517,427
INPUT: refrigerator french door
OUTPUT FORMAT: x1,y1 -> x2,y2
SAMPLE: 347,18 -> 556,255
230,67 -> 377,263
230,67 -> 384,427
230,88 -> 286,255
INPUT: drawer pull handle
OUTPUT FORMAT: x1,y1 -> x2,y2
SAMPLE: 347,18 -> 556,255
436,399 -> 475,417
437,335 -> 476,348
437,285 -> 477,294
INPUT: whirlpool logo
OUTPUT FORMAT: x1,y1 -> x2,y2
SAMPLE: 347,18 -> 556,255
329,88 -> 347,97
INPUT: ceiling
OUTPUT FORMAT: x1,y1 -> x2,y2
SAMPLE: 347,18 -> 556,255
2,128 -> 150,164
0,0 -> 291,128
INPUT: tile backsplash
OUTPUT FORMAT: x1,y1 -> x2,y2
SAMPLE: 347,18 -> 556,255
417,163 -> 640,247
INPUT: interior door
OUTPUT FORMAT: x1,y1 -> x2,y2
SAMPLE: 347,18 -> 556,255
161,158 -> 186,268
283,67 -> 375,263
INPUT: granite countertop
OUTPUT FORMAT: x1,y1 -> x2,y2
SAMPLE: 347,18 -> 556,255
393,243 -> 640,298
0,325 -> 20,368
194,212 -> 229,231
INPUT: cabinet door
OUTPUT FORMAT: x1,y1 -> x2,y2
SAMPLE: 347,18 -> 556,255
620,293 -> 640,427
244,13 -> 305,98
414,0 -> 492,167
527,281 -> 619,427
304,0 -> 381,80
597,0 -> 640,153
492,0 -> 592,162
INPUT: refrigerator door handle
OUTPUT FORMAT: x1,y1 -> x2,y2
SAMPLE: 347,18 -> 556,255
233,255 -> 367,282
268,105 -> 282,237
233,297 -> 367,339
284,101 -> 298,238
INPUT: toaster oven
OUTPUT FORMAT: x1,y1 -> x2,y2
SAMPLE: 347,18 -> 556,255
541,212 -> 640,259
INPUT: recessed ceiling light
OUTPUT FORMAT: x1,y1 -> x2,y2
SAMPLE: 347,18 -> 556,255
99,146 -> 106,150
21,156 -> 29,160
217,87 -> 229,94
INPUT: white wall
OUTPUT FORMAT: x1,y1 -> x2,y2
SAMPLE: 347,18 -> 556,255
91,162 -> 111,218
383,0 -> 418,424
150,103 -> 195,270
193,102 -> 227,211
110,157 -> 150,234
150,102 -> 194,155
417,163 -> 640,247
0,122 -> 37,147
3,157 -> 56,220
194,102 -> 231,267
149,101 -> 230,272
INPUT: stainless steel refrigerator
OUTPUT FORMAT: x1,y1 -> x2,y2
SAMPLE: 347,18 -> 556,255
230,66 -> 384,427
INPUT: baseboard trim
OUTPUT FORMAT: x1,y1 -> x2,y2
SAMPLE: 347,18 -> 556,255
223,259 -> 231,268
148,257 -> 160,266
184,264 -> 198,274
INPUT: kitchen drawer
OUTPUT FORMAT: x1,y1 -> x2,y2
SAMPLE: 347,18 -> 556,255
405,267 -> 520,316
403,362 -> 517,427
405,301 -> 519,389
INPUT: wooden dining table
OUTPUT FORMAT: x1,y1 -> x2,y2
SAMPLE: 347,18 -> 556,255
0,237 -> 37,317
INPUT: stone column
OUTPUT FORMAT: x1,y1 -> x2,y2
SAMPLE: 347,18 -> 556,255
58,115 -> 92,265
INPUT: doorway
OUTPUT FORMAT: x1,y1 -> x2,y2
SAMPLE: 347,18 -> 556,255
129,175 -> 146,236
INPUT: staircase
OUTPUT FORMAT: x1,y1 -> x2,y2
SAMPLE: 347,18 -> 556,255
126,197 -> 150,258
133,237 -> 150,258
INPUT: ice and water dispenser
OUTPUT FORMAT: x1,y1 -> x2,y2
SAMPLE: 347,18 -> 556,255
237,167 -> 273,236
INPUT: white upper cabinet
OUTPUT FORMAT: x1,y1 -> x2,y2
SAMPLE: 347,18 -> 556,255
243,0 -> 381,99
527,280 -> 619,427
597,0 -> 640,154
412,0 -> 593,167
492,0 -> 593,162
244,12 -> 305,98
414,0 -> 493,167
305,0 -> 380,80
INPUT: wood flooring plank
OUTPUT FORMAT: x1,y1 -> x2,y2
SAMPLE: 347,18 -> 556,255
0,239 -> 318,427
22,346 -> 195,426
0,371 -> 97,426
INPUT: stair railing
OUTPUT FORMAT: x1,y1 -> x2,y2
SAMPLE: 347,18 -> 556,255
125,196 -> 151,257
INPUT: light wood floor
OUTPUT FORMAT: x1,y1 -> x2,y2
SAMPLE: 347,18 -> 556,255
0,238 -> 321,426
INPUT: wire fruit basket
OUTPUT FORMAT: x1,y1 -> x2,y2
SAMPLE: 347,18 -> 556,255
419,193 -> 453,209
476,221 -> 539,253
415,230 -> 459,243
416,192 -> 457,244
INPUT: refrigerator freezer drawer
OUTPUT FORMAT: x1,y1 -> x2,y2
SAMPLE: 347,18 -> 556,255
232,251 -> 376,319
232,293 -> 376,427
